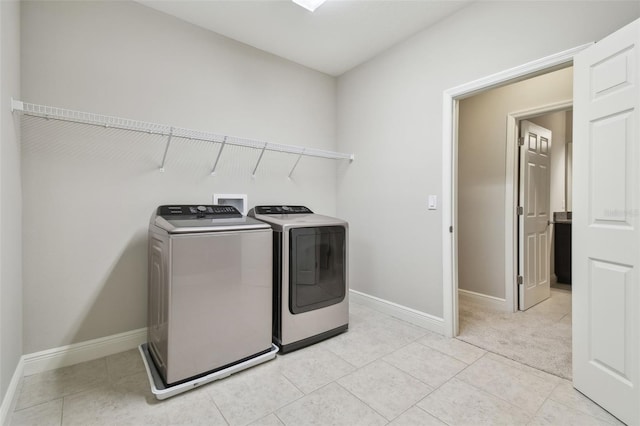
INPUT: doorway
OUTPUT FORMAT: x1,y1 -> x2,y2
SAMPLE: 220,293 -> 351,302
441,44 -> 591,339
444,21 -> 640,424
455,67 -> 573,312
454,68 -> 574,378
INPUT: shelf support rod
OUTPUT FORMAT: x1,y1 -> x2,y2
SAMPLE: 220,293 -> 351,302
210,136 -> 227,175
252,143 -> 267,177
159,127 -> 174,172
288,149 -> 305,179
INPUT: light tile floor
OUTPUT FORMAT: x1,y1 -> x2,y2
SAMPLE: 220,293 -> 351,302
9,301 -> 622,426
458,287 -> 572,380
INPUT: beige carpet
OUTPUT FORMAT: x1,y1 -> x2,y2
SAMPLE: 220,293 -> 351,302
456,287 -> 572,379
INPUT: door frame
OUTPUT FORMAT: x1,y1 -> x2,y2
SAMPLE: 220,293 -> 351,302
442,43 -> 592,337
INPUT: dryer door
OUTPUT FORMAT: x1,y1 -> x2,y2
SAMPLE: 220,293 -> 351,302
289,226 -> 346,314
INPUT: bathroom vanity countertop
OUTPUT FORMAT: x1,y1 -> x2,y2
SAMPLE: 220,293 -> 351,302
553,211 -> 572,224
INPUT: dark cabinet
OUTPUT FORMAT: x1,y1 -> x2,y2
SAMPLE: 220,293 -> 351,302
554,222 -> 572,284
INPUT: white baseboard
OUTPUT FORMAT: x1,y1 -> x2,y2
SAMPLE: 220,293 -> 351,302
458,288 -> 511,312
2,328 -> 147,424
23,327 -> 147,377
349,289 -> 445,335
1,356 -> 24,426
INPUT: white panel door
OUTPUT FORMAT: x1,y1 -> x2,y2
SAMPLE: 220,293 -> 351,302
573,18 -> 640,425
519,120 -> 552,310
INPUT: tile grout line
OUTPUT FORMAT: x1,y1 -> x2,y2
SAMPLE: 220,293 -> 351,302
543,389 -> 624,426
450,352 -> 559,423
203,389 -> 230,426
326,335 -> 430,422
59,396 -> 64,426
328,312 -> 491,424
416,336 -> 487,365
381,350 -> 487,423
261,368 -> 319,422
310,325 -> 435,424
526,380 -> 563,425
331,380 -> 391,423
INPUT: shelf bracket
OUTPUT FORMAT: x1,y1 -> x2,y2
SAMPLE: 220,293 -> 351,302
252,143 -> 268,178
10,98 -> 23,113
159,127 -> 174,172
210,136 -> 227,175
288,149 -> 305,179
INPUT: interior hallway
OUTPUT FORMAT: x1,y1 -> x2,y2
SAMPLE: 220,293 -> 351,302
9,298 -> 619,426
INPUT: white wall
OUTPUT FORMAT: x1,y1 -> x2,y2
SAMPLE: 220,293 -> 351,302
457,68 -> 572,299
21,1 -> 338,353
336,1 -> 639,317
0,0 -> 22,405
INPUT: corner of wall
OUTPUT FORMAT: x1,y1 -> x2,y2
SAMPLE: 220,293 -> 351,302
0,1 -> 23,422
0,356 -> 24,426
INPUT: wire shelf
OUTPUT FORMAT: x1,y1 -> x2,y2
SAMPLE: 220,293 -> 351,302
11,98 -> 354,175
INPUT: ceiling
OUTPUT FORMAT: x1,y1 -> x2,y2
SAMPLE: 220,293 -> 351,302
137,0 -> 473,76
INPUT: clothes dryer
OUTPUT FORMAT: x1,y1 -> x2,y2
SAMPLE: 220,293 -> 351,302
248,205 -> 348,353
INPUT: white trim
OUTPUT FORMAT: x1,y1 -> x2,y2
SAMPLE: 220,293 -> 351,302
505,100 -> 573,312
442,92 -> 457,337
349,289 -> 444,335
505,114 -> 518,312
23,327 -> 147,376
2,328 -> 147,422
444,43 -> 592,100
458,289 -> 510,312
0,356 -> 24,426
442,43 -> 593,337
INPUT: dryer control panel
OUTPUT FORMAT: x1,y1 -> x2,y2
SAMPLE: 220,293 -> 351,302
252,205 -> 313,215
158,205 -> 242,219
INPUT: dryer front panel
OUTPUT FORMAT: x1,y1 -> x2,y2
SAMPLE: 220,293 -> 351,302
277,225 -> 349,348
289,226 -> 346,314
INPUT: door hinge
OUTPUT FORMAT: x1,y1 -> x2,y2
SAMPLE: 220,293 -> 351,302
518,136 -> 525,146
449,226 -> 453,233
517,206 -> 524,215
517,275 -> 523,285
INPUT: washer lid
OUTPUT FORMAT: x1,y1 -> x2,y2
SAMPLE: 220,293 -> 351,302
152,205 -> 270,234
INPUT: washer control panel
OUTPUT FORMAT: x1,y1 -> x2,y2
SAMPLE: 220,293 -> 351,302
158,205 -> 242,218
253,205 -> 313,215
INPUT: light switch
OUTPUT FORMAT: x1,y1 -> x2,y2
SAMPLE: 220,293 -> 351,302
428,195 -> 437,210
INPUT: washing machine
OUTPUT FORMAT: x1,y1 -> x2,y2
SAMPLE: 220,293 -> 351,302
248,205 -> 348,353
146,205 -> 275,387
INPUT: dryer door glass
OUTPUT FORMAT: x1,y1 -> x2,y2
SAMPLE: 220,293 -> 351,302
289,226 -> 346,314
